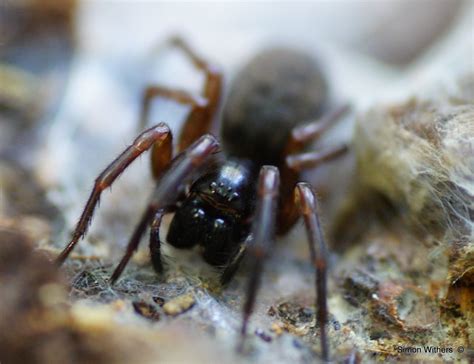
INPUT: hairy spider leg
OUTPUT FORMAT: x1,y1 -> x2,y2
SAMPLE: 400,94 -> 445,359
239,166 -> 280,351
64,37 -> 222,277
278,103 -> 351,234
109,134 -> 220,283
56,123 -> 171,265
56,123 -> 218,265
286,144 -> 349,171
139,36 -> 222,153
237,175 -> 332,362
220,234 -> 252,285
148,207 -> 173,275
109,204 -> 157,284
110,38 -> 224,282
284,103 -> 351,155
277,106 -> 352,359
295,183 -> 330,362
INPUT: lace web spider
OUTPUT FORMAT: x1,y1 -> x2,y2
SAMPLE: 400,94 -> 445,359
57,37 -> 350,361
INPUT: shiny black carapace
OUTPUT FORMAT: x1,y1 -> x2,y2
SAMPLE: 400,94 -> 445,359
57,37 -> 350,361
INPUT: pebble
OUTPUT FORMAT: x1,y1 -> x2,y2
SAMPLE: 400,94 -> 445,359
163,293 -> 195,316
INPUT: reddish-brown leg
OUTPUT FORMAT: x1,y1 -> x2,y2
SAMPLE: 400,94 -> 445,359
139,37 -> 222,152
239,166 -> 280,350
275,105 -> 351,357
169,37 -> 222,152
276,166 -> 299,235
109,135 -> 219,283
286,144 -> 349,171
295,183 -> 330,362
284,103 -> 351,155
277,142 -> 348,235
150,121 -> 173,180
139,86 -> 208,130
149,208 -> 168,275
148,206 -> 176,275
109,204 -> 157,284
220,235 -> 251,285
56,123 -> 171,265
277,104 -> 351,234
108,38 -> 222,281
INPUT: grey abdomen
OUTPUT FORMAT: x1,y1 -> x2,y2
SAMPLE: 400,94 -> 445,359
222,48 -> 328,166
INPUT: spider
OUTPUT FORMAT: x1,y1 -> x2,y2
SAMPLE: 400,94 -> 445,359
56,37 -> 350,361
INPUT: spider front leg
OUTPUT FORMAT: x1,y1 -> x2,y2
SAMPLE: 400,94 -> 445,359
56,123 -> 171,265
109,204 -> 157,284
110,135 -> 220,283
294,182 -> 330,362
148,204 -> 183,275
240,165 -> 280,349
220,235 -> 252,285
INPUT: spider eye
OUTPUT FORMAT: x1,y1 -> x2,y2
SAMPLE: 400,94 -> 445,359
228,192 -> 239,202
214,218 -> 225,229
191,208 -> 205,219
210,182 -> 218,193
